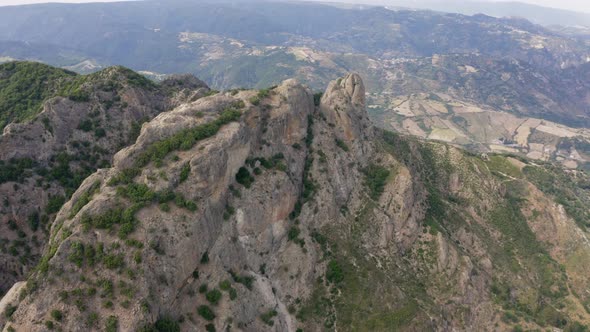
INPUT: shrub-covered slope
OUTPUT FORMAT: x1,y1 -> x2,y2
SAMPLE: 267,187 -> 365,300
0,62 -> 209,293
2,74 -> 590,331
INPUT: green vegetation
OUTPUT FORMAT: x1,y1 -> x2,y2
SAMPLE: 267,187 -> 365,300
105,315 -> 118,332
326,260 -> 344,284
313,92 -> 323,107
197,305 -> 216,321
4,305 -> 17,319
235,167 -> 254,188
108,168 -> 141,186
0,62 -> 76,130
0,158 -> 34,184
200,251 -> 209,264
486,155 -> 523,179
260,309 -> 278,326
117,183 -> 156,203
146,317 -> 181,332
50,309 -> 63,322
249,88 -> 272,106
288,225 -> 305,247
80,205 -> 139,239
335,138 -> 349,152
229,270 -> 254,290
199,284 -> 208,294
103,253 -> 125,269
69,181 -> 101,218
363,164 -> 390,200
246,153 -> 286,172
206,289 -> 222,305
179,162 -> 190,183
151,320 -> 180,332
135,108 -> 241,167
219,280 -> 231,291
45,195 -> 66,214
290,115 -> 316,220
524,165 -> 590,229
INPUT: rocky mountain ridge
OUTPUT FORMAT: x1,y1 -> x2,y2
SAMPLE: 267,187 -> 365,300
2,73 -> 590,331
0,62 -> 208,292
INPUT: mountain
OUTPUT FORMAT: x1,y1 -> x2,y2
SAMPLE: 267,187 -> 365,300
0,1 -> 587,137
321,0 -> 590,28
364,53 -> 590,169
0,1 -> 587,71
1,73 -> 590,331
0,61 -> 208,292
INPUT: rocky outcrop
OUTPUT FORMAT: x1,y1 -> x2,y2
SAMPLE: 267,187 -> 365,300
3,73 -> 590,332
0,67 -> 209,293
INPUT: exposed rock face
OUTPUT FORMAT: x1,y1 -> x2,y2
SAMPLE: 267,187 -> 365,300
0,67 -> 209,292
3,73 -> 590,332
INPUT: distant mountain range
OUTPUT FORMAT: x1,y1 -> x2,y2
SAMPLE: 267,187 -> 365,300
0,0 -> 588,169
305,0 -> 590,28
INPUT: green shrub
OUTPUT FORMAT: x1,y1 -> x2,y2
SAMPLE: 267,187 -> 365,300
363,164 -> 390,200
46,195 -> 66,214
206,289 -> 222,305
159,203 -> 170,212
28,212 -> 40,232
260,310 -> 278,326
68,241 -> 86,267
80,204 -> 140,239
69,181 -> 101,218
179,163 -> 190,183
78,119 -> 93,132
229,270 -> 254,290
229,288 -> 237,300
335,138 -> 349,152
197,305 -> 216,321
199,284 -> 208,294
45,321 -> 54,330
173,194 -> 197,211
135,109 -> 241,167
108,168 -> 141,186
326,260 -> 344,284
219,280 -> 231,291
235,167 -> 254,188
0,158 -> 34,184
205,323 -> 216,332
4,305 -> 17,318
86,312 -> 99,328
50,309 -> 63,322
105,315 -> 118,332
117,183 -> 156,203
153,317 -> 180,332
313,92 -> 323,106
200,251 -> 209,264
103,254 -> 125,269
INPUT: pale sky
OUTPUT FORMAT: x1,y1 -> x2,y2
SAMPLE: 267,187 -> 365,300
0,0 -> 589,14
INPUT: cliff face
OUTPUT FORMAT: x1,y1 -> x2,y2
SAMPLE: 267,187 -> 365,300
3,74 -> 590,332
0,65 -> 208,292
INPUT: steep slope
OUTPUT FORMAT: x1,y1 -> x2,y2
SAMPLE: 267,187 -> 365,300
0,62 -> 209,293
2,74 -> 590,331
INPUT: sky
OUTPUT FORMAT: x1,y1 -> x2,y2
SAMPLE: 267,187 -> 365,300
0,0 -> 589,13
